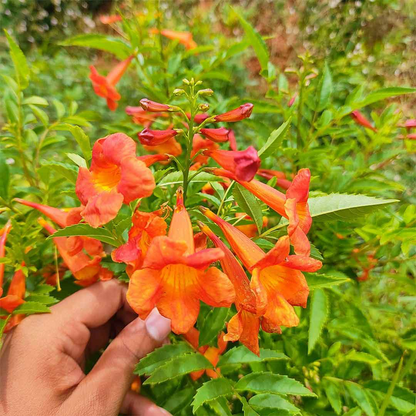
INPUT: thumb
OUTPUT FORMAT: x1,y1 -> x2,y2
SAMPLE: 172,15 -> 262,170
66,309 -> 171,415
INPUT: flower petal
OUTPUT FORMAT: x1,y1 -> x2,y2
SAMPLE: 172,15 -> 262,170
76,167 -> 99,206
142,236 -> 188,269
263,292 -> 299,330
0,295 -> 25,314
15,199 -> 68,228
249,236 -> 290,272
285,255 -> 322,272
198,267 -> 235,307
102,133 -> 137,166
285,198 -> 311,256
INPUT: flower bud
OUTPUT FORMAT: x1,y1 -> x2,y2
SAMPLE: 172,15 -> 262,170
173,88 -> 185,96
198,89 -> 214,97
138,128 -> 178,146
214,103 -> 254,122
200,127 -> 231,143
195,80 -> 203,86
350,110 -> 377,132
140,98 -> 171,112
199,103 -> 210,111
183,79 -> 190,85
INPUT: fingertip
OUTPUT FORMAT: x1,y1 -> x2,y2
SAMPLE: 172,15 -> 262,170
144,308 -> 171,342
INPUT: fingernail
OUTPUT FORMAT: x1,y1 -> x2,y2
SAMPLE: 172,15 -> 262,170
145,308 -> 171,342
157,407 -> 172,415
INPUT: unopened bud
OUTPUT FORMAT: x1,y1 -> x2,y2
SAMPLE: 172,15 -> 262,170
174,129 -> 184,135
173,88 -> 185,96
195,80 -> 203,86
198,89 -> 214,97
183,79 -> 190,85
198,103 -> 210,111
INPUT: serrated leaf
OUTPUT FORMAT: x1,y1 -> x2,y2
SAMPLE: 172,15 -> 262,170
258,119 -> 291,159
163,387 -> 195,414
60,34 -> 132,59
143,353 -> 213,384
4,30 -> 29,89
192,378 -> 234,412
233,184 -> 263,234
323,379 -> 342,415
218,346 -> 288,366
345,381 -> 377,416
232,8 -> 269,71
235,372 -> 316,396
199,307 -> 229,346
134,343 -> 194,375
355,87 -> 416,108
308,288 -> 329,354
31,284 -> 55,294
0,150 -> 10,201
305,273 -> 350,289
249,394 -> 299,413
316,62 -> 333,112
13,302 -> 50,315
50,224 -> 119,246
207,397 -> 233,416
25,295 -> 58,305
158,171 -> 221,186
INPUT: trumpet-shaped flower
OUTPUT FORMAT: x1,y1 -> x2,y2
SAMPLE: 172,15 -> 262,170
89,56 -> 133,111
201,208 -> 322,335
112,208 -> 168,276
350,110 -> 377,132
184,327 -> 228,380
200,128 -> 231,143
151,29 -> 197,50
143,137 -> 182,157
76,133 -> 155,227
214,168 -> 312,256
256,169 -> 292,190
126,106 -> 166,127
205,147 -> 260,182
127,189 -> 235,334
140,98 -> 171,112
214,103 -> 253,122
138,128 -> 178,146
190,134 -> 219,167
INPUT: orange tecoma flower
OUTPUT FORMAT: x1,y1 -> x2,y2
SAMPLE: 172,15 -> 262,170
76,133 -> 155,227
200,128 -> 231,143
214,103 -> 254,122
89,55 -> 133,111
138,128 -> 178,146
150,29 -> 197,50
256,169 -> 292,190
126,188 -> 235,334
125,106 -> 167,127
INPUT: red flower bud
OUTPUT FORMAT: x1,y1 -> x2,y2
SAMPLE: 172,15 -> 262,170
205,146 -> 260,182
288,93 -> 298,107
140,98 -> 171,112
404,119 -> 416,129
200,127 -> 231,143
350,110 -> 377,132
138,128 -> 178,146
185,112 -> 210,124
214,103 -> 254,122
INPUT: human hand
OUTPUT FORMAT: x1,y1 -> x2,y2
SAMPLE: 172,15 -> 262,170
0,279 -> 172,416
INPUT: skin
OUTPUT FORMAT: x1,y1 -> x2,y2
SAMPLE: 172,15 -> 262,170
0,279 -> 172,416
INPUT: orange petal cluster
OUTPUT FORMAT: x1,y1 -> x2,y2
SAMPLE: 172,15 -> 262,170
127,189 -> 235,334
76,133 -> 155,227
89,56 -> 133,111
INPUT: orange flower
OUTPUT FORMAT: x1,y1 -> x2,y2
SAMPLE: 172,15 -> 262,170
143,137 -> 182,157
89,56 -> 133,111
140,98 -> 171,112
191,134 -> 219,167
76,133 -> 155,227
206,147 -> 260,182
184,327 -> 228,380
112,208 -> 168,276
99,15 -> 122,24
199,222 -> 261,355
138,128 -> 178,146
228,130 -> 237,151
127,189 -> 235,334
235,214 -> 269,238
214,168 -> 312,256
39,218 -> 108,286
151,29 -> 197,50
200,128 -> 231,143
0,265 -> 26,332
256,169 -> 292,190
126,106 -> 166,127
201,208 -> 322,335
214,103 -> 253,122
0,220 -> 12,291
350,110 -> 377,132
137,154 -> 170,166
186,112 -> 209,124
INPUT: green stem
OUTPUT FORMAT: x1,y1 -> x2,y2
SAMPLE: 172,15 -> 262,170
217,181 -> 235,217
378,355 -> 404,416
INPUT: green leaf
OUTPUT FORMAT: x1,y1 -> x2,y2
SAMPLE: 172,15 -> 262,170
345,381 -> 377,416
308,288 -> 329,354
53,99 -> 66,118
50,224 -> 119,246
258,119 -> 291,159
0,150 -> 10,201
13,302 -> 50,315
32,284 -> 55,295
4,30 -> 29,89
134,343 -> 194,375
23,96 -> 48,106
345,350 -> 380,365
56,124 -> 91,161
41,161 -> 78,184
163,387 -> 195,414
207,397 -> 233,416
143,353 -> 213,384
305,273 -> 350,289
25,295 -> 58,305
323,379 -> 342,415
218,346 -> 289,366
29,105 -> 49,126
199,307 -> 229,346
158,171 -> 221,186
233,184 -> 263,234
66,153 -> 87,168
249,394 -> 299,413
235,372 -> 316,396
60,34 -> 132,59
192,378 -> 234,412
232,8 -> 269,71
355,87 -> 416,108
317,62 -> 333,112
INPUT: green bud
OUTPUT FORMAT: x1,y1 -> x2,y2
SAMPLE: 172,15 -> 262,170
195,80 -> 203,86
198,88 -> 214,96
198,103 -> 210,111
182,79 -> 190,85
173,89 -> 185,96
